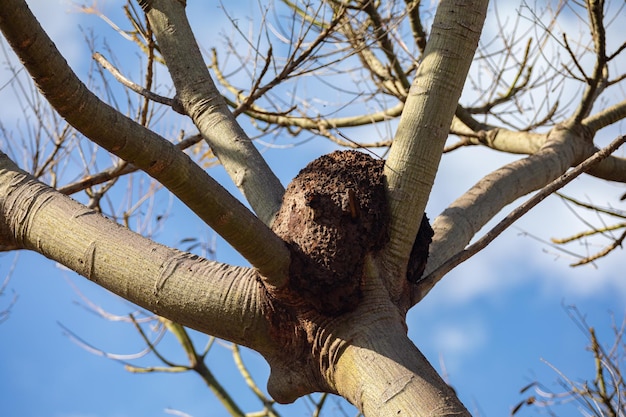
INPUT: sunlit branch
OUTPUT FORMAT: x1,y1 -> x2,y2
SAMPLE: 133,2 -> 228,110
139,0 -> 285,227
353,37 -> 408,98
362,1 -> 411,92
281,0 -> 332,29
583,99 -> 626,132
572,0 -> 608,123
404,0 -> 427,52
418,134 -> 626,300
0,154 -> 277,348
383,0 -> 489,298
150,320 -> 247,417
451,113 -> 548,154
569,229 -> 626,266
0,0 -> 290,284
232,344 -> 280,417
93,52 -> 177,110
336,12 -> 409,99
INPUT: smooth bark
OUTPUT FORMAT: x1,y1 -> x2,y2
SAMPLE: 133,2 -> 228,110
383,0 -> 489,297
0,0 -> 290,285
0,152 -> 275,349
331,260 -> 469,417
417,125 -> 588,301
452,104 -> 626,182
139,0 -> 285,226
7,1 -> 624,416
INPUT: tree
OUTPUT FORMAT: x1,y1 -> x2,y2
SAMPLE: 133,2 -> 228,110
0,0 -> 625,416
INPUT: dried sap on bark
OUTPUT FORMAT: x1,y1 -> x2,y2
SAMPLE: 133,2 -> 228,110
271,150 -> 388,315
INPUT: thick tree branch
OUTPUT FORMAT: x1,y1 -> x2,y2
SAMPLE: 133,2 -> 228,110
335,322 -> 467,416
0,0 -> 290,285
567,100 -> 626,182
586,153 -> 626,183
414,125 -> 590,302
419,134 -> 626,298
583,100 -> 626,133
0,152 -> 275,349
382,0 -> 488,287
138,0 -> 285,226
451,114 -> 548,155
452,103 -> 626,183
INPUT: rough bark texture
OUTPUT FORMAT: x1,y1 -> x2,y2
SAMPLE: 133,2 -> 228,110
271,151 -> 388,314
271,150 -> 433,315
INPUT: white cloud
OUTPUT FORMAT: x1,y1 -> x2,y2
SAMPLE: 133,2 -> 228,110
418,318 -> 488,376
432,321 -> 486,355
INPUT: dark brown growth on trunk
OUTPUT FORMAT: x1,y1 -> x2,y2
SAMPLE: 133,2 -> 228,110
407,214 -> 434,283
271,150 -> 432,315
271,151 -> 387,315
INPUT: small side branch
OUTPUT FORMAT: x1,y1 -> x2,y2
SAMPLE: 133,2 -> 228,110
93,52 -> 178,110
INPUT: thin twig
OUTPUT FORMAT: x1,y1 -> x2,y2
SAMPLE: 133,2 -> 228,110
570,228 -> 626,267
93,52 -> 175,108
57,133 -> 203,195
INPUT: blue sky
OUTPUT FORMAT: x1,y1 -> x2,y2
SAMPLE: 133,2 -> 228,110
1,1 -> 626,417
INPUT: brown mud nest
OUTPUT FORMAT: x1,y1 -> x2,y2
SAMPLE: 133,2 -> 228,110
271,150 -> 433,315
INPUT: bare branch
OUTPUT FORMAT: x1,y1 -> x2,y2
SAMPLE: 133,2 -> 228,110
418,134 -> 626,301
93,52 -> 177,110
416,125 -> 595,303
138,0 -> 285,225
570,228 -> 626,267
0,153 -> 275,347
572,0 -> 609,123
583,99 -> 626,132
382,0 -> 489,291
0,0 -> 290,284
404,0 -> 427,53
57,134 -> 204,196
549,192 -> 626,267
234,7 -> 348,116
466,38 -> 534,115
361,0 -> 411,92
